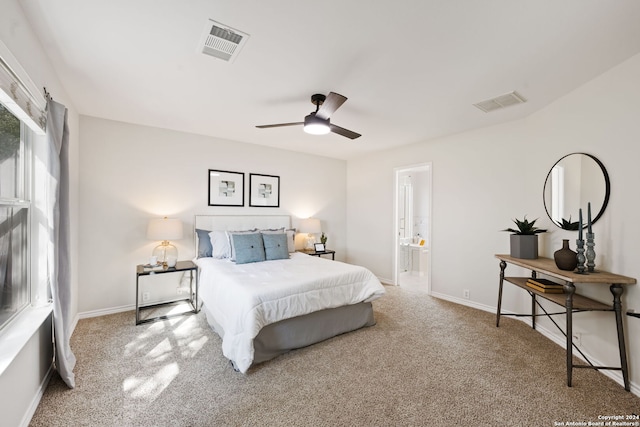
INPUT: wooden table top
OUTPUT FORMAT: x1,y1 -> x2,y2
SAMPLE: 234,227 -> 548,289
495,254 -> 636,285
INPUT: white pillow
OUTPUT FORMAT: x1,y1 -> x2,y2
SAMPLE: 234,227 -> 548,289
285,228 -> 296,253
209,230 -> 231,259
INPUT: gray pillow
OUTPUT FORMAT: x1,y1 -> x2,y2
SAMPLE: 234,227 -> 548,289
232,233 -> 266,264
260,227 -> 285,233
262,233 -> 290,261
195,228 -> 212,258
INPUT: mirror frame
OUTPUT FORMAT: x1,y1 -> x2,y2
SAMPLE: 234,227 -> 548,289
543,152 -> 610,229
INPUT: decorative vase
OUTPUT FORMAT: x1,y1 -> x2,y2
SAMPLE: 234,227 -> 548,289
554,239 -> 577,271
586,232 -> 596,272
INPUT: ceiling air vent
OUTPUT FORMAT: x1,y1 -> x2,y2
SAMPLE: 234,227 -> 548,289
199,19 -> 249,63
473,91 -> 527,113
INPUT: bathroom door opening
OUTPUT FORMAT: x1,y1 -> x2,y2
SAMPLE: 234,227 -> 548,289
393,163 -> 432,292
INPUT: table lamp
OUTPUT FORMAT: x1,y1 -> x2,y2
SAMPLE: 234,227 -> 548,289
299,218 -> 321,250
147,217 -> 183,266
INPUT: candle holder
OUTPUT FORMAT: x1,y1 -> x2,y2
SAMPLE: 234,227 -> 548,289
586,232 -> 596,272
576,238 -> 586,274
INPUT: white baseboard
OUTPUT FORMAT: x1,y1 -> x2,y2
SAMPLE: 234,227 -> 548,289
21,363 -> 54,427
430,291 -> 496,314
378,276 -> 393,286
77,304 -> 134,320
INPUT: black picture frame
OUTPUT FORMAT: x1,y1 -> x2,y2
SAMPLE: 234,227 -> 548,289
314,243 -> 325,252
208,169 -> 244,206
249,173 -> 280,207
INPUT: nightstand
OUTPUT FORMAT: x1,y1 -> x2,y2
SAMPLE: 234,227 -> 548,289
298,249 -> 336,260
135,260 -> 198,325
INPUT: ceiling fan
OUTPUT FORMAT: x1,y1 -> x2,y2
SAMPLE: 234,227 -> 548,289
256,92 -> 361,139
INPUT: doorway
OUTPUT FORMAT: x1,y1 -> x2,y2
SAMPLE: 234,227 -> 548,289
393,163 -> 432,292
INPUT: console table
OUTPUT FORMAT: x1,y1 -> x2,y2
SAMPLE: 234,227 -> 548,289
495,254 -> 636,391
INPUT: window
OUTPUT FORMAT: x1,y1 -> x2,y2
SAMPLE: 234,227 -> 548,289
0,101 -> 30,329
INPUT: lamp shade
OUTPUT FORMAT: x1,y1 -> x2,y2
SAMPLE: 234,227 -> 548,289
299,218 -> 321,234
147,217 -> 184,241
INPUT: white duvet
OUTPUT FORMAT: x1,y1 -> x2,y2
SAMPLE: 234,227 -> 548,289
196,252 -> 385,373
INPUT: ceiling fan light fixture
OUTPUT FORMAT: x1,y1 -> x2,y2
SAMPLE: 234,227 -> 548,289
303,114 -> 330,135
257,92 -> 360,139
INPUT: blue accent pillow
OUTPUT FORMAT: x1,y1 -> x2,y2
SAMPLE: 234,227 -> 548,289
195,228 -> 212,258
262,233 -> 290,261
232,233 -> 266,264
227,229 -> 258,261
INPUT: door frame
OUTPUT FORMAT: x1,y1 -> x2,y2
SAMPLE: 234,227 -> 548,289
392,162 -> 432,292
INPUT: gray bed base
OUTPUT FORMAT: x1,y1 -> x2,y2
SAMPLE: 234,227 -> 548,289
203,302 -> 376,369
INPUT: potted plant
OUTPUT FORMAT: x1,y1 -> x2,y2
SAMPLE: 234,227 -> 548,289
556,216 -> 580,231
502,216 -> 547,259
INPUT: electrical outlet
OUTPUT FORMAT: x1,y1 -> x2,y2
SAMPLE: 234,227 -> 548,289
463,289 -> 470,299
142,292 -> 150,302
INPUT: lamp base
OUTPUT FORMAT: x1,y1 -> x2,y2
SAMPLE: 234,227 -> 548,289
152,241 -> 178,266
305,234 -> 316,250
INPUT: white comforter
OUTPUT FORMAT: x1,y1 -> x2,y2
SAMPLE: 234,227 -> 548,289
196,252 -> 385,373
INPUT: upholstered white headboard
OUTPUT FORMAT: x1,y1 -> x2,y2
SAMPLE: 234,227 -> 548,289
194,215 -> 292,254
194,214 -> 291,232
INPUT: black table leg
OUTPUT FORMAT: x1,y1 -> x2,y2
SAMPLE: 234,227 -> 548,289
611,284 -> 630,391
496,260 -> 506,327
564,282 -> 576,387
136,275 -> 140,325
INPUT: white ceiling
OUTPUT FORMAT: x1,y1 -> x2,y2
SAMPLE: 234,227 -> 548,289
19,0 -> 640,160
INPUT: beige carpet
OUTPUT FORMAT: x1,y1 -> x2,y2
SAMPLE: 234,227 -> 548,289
30,286 -> 639,426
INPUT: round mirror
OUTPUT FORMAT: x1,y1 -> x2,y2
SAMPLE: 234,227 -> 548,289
543,153 -> 610,230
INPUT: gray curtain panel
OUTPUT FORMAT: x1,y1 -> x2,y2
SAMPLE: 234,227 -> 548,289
47,99 -> 76,388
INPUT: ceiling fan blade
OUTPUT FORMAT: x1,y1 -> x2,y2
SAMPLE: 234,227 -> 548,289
256,122 -> 303,129
316,92 -> 347,120
330,124 -> 361,140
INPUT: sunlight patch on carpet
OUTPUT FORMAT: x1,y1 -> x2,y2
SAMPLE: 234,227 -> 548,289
123,362 -> 179,401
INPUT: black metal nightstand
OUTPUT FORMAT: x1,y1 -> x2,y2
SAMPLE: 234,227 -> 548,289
298,249 -> 336,260
135,260 -> 198,325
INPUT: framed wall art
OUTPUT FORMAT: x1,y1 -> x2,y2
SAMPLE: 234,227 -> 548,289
208,169 -> 244,206
249,173 -> 280,207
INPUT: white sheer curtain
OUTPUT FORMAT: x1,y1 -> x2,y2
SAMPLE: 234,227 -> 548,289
46,99 -> 75,388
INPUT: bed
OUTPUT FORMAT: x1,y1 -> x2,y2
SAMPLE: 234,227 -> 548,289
194,215 -> 385,373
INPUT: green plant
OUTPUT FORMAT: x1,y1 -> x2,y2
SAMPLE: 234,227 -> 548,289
320,232 -> 327,245
557,216 -> 580,231
503,216 -> 547,235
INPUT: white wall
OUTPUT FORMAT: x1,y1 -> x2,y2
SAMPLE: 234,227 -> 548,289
346,53 -> 640,393
0,0 -> 80,424
78,116 -> 347,314
0,314 -> 52,427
